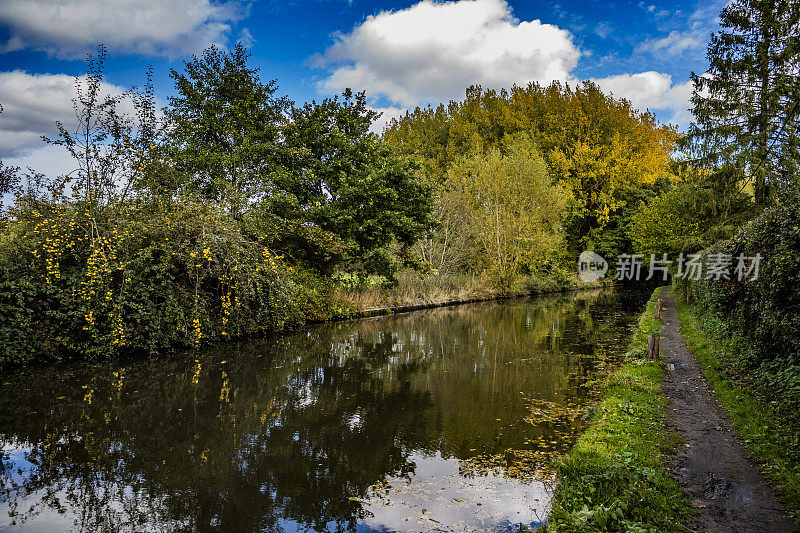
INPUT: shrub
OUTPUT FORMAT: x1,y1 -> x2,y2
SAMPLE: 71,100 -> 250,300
0,199 -> 317,364
674,201 -> 800,414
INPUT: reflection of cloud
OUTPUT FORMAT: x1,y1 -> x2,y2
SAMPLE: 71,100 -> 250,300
361,452 -> 551,532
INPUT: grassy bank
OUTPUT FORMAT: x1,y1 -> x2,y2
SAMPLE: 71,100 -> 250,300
335,268 -> 606,314
545,286 -> 691,532
675,298 -> 800,521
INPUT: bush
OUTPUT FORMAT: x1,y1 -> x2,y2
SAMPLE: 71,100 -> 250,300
0,199 -> 320,364
675,201 -> 800,414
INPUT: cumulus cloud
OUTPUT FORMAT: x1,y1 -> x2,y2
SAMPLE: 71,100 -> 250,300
0,70 -> 130,159
593,71 -> 695,127
638,30 -> 702,56
369,106 -> 407,134
315,0 -> 580,107
0,0 -> 244,57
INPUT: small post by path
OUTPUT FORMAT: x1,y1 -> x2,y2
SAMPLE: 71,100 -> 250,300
654,298 -> 662,320
647,333 -> 660,359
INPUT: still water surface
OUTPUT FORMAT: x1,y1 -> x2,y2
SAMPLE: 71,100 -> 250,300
0,288 -> 650,532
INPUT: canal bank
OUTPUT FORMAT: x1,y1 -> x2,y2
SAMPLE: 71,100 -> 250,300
331,276 -> 609,322
545,287 -> 691,532
546,287 -> 798,532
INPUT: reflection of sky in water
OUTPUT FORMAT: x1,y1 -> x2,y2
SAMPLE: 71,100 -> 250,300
357,452 -> 548,532
0,289 -> 651,532
1,446 -> 547,532
1,444 -> 189,532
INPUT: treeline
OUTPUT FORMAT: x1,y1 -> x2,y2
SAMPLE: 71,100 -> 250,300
0,43 -> 690,364
0,44 -> 433,363
383,82 -> 681,275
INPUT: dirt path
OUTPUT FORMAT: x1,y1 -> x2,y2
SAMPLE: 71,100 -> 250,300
660,294 -> 797,533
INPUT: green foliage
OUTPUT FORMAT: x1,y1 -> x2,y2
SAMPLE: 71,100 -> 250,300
385,82 -> 680,257
0,200 -> 307,364
270,89 -> 433,277
685,0 -> 800,205
674,200 -> 800,412
545,287 -> 692,532
444,134 -> 569,289
675,298 -> 800,519
164,43 -> 290,213
630,167 -> 756,257
630,183 -> 710,256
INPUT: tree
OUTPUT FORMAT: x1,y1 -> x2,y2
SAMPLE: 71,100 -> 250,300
446,134 -> 569,288
165,43 -> 291,215
267,90 -> 434,277
43,45 -> 158,208
384,82 -> 679,257
686,0 -> 800,205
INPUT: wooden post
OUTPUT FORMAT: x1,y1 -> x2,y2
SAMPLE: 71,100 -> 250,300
654,299 -> 662,320
647,334 -> 660,359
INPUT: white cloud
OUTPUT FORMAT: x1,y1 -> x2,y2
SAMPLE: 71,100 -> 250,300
593,71 -> 695,127
594,22 -> 612,39
0,0 -> 244,57
0,70 -> 130,162
2,145 -> 79,179
638,30 -> 702,56
315,0 -> 580,107
368,106 -> 406,134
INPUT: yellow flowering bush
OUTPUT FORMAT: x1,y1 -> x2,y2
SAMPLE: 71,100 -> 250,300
0,198 -> 314,363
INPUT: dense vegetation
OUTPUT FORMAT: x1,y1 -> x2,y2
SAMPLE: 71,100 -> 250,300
383,82 -> 680,263
0,45 -> 435,364
675,200 -> 800,416
0,42 -> 687,365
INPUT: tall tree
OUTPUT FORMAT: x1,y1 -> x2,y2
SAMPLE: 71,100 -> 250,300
686,0 -> 800,205
165,43 -> 291,215
267,90 -> 434,276
446,134 -> 569,288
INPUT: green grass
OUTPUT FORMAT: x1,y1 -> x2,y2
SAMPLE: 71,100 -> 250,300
674,295 -> 800,522
544,287 -> 691,533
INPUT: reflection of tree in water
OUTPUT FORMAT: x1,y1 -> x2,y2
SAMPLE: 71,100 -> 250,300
0,288 -> 651,532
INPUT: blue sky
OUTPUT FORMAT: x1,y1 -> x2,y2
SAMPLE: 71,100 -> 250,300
0,0 -> 725,175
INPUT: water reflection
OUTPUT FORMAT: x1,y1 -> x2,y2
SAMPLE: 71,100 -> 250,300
0,288 -> 650,532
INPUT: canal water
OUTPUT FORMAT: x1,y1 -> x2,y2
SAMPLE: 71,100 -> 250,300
0,288 -> 651,532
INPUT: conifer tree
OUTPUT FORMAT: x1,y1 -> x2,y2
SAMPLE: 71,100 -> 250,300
686,0 -> 800,205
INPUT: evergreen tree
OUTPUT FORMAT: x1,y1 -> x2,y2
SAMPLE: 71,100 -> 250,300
686,0 -> 800,205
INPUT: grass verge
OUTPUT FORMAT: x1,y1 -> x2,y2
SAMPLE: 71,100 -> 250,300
544,286 -> 691,532
674,297 -> 800,522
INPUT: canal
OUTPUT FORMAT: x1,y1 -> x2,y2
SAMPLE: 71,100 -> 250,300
0,287 -> 651,532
